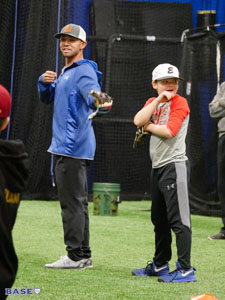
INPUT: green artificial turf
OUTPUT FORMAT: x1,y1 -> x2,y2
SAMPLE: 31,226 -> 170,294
7,200 -> 225,299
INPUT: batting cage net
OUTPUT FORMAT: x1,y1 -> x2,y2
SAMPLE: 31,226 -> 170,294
0,0 -> 224,216
179,28 -> 225,216
89,0 -> 192,199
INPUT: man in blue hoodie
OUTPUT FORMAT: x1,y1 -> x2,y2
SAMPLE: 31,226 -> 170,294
38,24 -> 111,269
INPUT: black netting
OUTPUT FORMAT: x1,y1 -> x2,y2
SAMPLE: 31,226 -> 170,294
88,0 -> 192,200
3,0 -> 223,216
91,118 -> 151,200
92,0 -> 192,37
2,1 -> 60,199
0,0 -> 193,201
89,38 -> 183,200
90,0 -> 192,91
179,29 -> 225,216
0,0 -> 15,91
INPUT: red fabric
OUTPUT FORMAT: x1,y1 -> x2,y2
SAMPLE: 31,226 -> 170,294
0,85 -> 11,118
144,94 -> 190,136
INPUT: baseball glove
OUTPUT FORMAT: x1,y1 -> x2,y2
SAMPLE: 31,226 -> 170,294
133,116 -> 154,149
133,125 -> 150,149
88,90 -> 113,119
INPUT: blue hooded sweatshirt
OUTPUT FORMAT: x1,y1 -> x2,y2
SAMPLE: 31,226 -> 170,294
38,59 -> 102,160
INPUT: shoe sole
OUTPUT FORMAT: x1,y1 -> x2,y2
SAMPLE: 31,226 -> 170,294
132,271 -> 161,276
44,265 -> 86,269
84,265 -> 93,269
44,262 -> 87,270
158,278 -> 197,283
132,273 -> 149,276
132,271 -> 167,277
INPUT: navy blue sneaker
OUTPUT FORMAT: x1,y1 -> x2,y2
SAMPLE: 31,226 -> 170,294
158,262 -> 197,283
132,260 -> 169,277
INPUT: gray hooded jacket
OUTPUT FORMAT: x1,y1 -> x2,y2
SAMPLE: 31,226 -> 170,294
209,82 -> 225,138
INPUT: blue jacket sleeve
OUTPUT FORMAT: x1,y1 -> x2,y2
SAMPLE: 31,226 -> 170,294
76,65 -> 101,109
38,74 -> 55,104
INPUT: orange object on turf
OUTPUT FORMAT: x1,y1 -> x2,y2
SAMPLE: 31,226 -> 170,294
190,294 -> 218,300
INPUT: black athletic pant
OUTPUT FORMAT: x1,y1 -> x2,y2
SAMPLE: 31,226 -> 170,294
55,156 -> 91,261
151,161 -> 192,270
217,134 -> 225,234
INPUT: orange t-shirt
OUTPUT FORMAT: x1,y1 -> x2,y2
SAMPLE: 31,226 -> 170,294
144,94 -> 190,136
143,94 -> 190,168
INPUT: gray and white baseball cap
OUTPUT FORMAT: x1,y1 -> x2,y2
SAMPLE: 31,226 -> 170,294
152,63 -> 184,81
55,24 -> 86,42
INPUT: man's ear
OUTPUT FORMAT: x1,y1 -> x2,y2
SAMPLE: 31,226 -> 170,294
81,41 -> 87,50
0,117 -> 10,131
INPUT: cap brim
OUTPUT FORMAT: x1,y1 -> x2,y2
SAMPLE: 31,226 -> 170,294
154,76 -> 184,81
54,33 -> 86,42
55,32 -> 75,39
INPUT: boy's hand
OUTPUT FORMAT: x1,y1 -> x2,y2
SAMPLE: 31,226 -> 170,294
43,71 -> 57,83
133,125 -> 150,149
157,91 -> 173,103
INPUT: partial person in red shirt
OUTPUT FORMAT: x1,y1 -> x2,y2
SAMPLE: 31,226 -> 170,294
132,63 -> 196,283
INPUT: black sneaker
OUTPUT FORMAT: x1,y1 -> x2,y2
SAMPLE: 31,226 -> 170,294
208,232 -> 225,240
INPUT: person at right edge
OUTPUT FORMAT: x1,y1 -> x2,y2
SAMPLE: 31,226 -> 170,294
132,63 -> 197,283
208,82 -> 225,240
0,85 -> 29,299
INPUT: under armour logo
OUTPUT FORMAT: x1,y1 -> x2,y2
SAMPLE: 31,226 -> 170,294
167,183 -> 175,190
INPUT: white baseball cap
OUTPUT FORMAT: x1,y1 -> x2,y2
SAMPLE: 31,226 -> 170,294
152,63 -> 184,81
55,24 -> 86,42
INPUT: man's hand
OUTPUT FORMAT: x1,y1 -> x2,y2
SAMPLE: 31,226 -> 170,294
43,71 -> 57,83
88,90 -> 113,119
89,90 -> 113,108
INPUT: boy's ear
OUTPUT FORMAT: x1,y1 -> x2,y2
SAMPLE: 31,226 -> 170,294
0,117 -> 10,131
152,81 -> 158,90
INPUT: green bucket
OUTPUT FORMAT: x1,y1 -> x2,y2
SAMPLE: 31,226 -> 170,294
93,182 -> 120,216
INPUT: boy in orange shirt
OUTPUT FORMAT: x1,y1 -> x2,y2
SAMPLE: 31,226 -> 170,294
132,64 -> 196,283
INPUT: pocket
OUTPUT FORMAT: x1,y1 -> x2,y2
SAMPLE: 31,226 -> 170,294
56,156 -> 67,174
